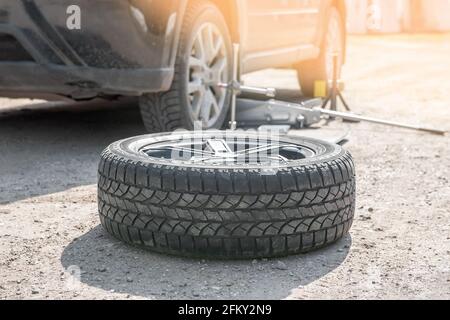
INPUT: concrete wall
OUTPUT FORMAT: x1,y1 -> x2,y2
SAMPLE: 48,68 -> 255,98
346,0 -> 450,34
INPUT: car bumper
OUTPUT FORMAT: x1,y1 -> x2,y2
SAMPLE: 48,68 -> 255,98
0,0 -> 184,98
0,62 -> 174,99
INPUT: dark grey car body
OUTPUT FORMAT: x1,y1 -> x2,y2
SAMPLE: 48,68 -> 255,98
0,0 -> 345,100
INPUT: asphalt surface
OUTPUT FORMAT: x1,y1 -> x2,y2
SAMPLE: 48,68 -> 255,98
0,34 -> 449,299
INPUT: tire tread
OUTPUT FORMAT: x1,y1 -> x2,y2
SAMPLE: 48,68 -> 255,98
98,147 -> 356,259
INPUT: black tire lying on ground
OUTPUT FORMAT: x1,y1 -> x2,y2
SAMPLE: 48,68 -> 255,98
98,131 -> 356,259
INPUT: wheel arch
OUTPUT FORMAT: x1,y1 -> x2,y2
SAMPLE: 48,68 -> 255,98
333,0 -> 347,22
206,0 -> 242,44
315,0 -> 347,64
180,0 -> 243,77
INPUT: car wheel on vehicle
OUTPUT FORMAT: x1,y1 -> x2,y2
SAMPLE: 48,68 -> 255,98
139,0 -> 232,133
296,7 -> 345,97
97,131 -> 356,259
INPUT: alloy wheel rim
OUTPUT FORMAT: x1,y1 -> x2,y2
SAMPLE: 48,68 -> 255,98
187,22 -> 228,128
137,135 -> 317,166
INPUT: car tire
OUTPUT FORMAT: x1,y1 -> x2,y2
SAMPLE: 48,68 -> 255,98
97,131 -> 356,259
139,0 -> 233,133
296,7 -> 345,97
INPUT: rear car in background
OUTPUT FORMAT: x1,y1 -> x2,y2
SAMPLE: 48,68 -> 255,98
0,0 -> 346,132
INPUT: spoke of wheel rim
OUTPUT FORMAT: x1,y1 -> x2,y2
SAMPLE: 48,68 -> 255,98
210,57 -> 227,79
268,155 -> 289,163
188,80 -> 203,94
236,144 -> 298,155
191,156 -> 231,163
210,90 -> 220,114
200,90 -> 214,123
235,144 -> 275,155
192,102 -> 201,120
143,146 -> 214,157
189,56 -> 206,69
192,153 -> 290,164
211,36 -> 223,64
170,147 -> 213,157
194,31 -> 206,62
203,25 -> 216,64
190,86 -> 205,119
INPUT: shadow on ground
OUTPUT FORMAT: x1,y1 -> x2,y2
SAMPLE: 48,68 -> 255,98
0,99 -> 145,204
61,225 -> 351,300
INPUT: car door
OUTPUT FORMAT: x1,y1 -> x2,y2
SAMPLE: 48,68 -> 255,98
241,0 -> 323,72
298,0 -> 323,44
243,0 -> 323,51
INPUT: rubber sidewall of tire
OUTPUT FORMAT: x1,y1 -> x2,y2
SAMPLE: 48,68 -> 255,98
98,132 -> 356,259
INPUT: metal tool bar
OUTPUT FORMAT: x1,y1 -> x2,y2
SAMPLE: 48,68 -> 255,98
226,43 -> 277,130
319,108 -> 447,135
229,44 -> 240,131
218,82 -> 277,98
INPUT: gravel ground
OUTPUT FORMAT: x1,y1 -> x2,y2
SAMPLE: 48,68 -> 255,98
0,34 -> 449,300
